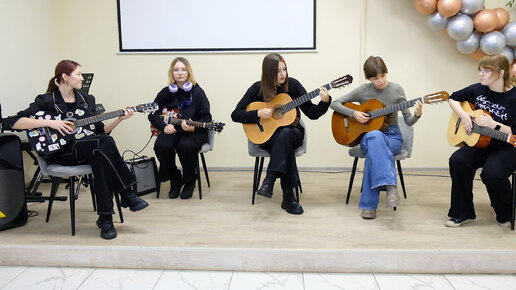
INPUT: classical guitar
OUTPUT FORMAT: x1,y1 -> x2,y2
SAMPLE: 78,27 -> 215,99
331,91 -> 449,146
243,75 -> 353,144
150,111 -> 225,135
447,101 -> 516,148
27,102 -> 158,154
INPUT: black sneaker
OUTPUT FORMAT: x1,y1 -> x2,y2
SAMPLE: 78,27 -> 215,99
96,216 -> 117,240
281,189 -> 303,215
121,191 -> 149,212
256,173 -> 276,198
444,217 -> 473,227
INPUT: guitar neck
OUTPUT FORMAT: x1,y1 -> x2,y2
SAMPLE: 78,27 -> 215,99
167,118 -> 208,129
368,97 -> 421,119
280,83 -> 333,113
471,123 -> 510,143
74,107 -> 134,127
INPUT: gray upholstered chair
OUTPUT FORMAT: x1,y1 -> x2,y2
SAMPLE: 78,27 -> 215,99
248,119 -> 307,204
36,156 -> 123,235
345,115 -> 414,205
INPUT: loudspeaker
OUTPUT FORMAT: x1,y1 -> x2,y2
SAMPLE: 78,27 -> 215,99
125,156 -> 160,196
0,133 -> 28,230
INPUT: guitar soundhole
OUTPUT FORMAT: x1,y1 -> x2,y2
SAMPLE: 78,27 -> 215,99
272,107 -> 284,119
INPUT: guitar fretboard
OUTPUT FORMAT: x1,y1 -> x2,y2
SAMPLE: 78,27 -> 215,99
368,98 -> 421,119
74,108 -> 131,127
166,118 -> 208,129
471,122 -> 510,142
280,83 -> 333,113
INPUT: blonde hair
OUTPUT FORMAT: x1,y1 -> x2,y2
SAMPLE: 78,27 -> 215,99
168,57 -> 197,86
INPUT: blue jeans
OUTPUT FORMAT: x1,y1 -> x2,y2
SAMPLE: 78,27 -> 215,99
358,126 -> 403,210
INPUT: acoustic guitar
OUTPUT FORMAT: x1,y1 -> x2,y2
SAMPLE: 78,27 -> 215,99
447,101 -> 516,148
27,102 -> 158,154
331,91 -> 449,146
243,75 -> 353,144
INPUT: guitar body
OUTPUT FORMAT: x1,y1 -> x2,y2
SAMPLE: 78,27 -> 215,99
243,93 -> 299,144
447,102 -> 491,148
26,110 -> 97,154
331,99 -> 388,146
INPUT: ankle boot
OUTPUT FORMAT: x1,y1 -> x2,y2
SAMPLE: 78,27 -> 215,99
281,188 -> 303,215
169,170 -> 183,199
96,215 -> 117,240
257,172 -> 277,198
121,190 -> 149,212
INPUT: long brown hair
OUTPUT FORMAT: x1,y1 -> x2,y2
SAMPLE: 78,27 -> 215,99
478,54 -> 512,89
259,53 -> 288,101
168,57 -> 197,86
46,60 -> 80,93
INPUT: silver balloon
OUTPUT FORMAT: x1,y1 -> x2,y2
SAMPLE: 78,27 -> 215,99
459,0 -> 485,15
500,46 -> 514,64
480,31 -> 506,55
427,11 -> 449,31
503,21 -> 516,46
447,14 -> 474,41
456,31 -> 481,54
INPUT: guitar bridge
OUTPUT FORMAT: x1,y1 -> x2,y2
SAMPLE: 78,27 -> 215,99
454,118 -> 461,135
257,121 -> 264,132
344,117 -> 349,133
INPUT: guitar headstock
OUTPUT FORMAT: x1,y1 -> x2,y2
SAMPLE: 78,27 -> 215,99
135,102 -> 159,114
331,74 -> 353,89
422,91 -> 449,104
509,134 -> 516,147
208,122 -> 225,133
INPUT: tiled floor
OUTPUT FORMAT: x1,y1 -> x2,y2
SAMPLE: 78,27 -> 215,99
1,266 -> 516,290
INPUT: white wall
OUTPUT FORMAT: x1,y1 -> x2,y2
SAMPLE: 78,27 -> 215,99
1,0 -> 512,171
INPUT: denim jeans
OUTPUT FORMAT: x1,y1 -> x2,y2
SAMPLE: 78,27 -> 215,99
358,126 -> 403,210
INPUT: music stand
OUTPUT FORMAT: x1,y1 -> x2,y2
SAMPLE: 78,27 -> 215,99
79,73 -> 94,94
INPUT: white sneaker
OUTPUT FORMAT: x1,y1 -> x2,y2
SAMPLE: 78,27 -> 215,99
360,209 -> 376,219
498,221 -> 511,228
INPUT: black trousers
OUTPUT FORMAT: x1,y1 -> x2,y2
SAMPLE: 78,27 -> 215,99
448,141 -> 516,223
54,135 -> 137,215
153,131 -> 208,184
260,125 -> 304,190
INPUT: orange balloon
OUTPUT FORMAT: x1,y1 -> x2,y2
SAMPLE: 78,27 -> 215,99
414,0 -> 437,15
437,0 -> 461,17
474,9 -> 499,33
494,8 -> 510,30
470,48 -> 487,60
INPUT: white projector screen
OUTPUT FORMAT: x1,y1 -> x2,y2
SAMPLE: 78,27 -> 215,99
117,0 -> 316,52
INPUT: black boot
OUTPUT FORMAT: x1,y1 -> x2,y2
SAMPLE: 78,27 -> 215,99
96,215 -> 117,240
169,170 -> 183,199
257,172 -> 277,198
180,181 -> 195,199
120,189 -> 149,212
281,188 -> 303,215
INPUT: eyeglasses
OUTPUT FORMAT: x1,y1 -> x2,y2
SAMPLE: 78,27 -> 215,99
478,68 -> 493,75
173,68 -> 188,74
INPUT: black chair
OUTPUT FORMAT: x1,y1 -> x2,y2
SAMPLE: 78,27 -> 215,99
511,171 -> 516,230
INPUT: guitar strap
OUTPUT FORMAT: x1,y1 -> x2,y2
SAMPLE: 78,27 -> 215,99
52,89 -> 89,114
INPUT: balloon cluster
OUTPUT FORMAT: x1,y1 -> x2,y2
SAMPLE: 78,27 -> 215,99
415,0 -> 516,65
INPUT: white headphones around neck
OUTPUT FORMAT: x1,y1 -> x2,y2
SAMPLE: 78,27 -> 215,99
168,82 -> 192,93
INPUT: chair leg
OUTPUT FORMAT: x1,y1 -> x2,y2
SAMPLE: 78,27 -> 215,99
346,158 -> 359,204
296,168 -> 303,194
88,175 -> 97,212
45,177 -> 62,223
511,172 -> 515,231
252,157 -> 263,205
200,153 -> 210,187
396,160 -> 407,199
197,154 -> 202,200
113,191 -> 124,223
68,178 -> 76,236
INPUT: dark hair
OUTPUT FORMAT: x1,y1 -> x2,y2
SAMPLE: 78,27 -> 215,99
46,60 -> 81,93
363,56 -> 388,79
259,53 -> 288,101
478,54 -> 512,89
